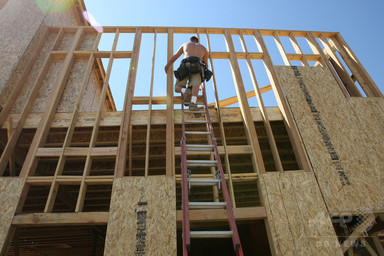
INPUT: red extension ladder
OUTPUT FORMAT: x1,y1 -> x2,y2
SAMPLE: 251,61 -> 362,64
180,86 -> 244,256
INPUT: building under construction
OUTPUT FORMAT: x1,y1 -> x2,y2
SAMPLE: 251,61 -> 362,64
0,1 -> 383,255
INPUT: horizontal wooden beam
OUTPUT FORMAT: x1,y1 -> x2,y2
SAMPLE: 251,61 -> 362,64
4,107 -> 283,128
175,173 -> 258,183
35,147 -> 117,157
207,84 -> 272,108
12,207 -> 266,226
48,26 -> 338,38
174,145 -> 253,156
26,176 -> 114,185
176,206 -> 267,222
12,212 -> 109,226
286,53 -> 321,62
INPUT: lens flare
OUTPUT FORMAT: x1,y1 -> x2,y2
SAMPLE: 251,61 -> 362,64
36,0 -> 77,13
82,11 -> 104,33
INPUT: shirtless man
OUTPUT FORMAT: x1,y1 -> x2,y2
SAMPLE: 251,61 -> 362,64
164,36 -> 208,112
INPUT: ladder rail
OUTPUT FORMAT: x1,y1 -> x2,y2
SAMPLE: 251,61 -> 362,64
180,83 -> 244,255
180,99 -> 191,253
201,87 -> 243,252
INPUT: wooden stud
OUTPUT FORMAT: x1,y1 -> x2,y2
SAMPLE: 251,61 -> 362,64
240,30 -> 283,172
0,28 -> 50,126
19,28 -> 84,178
253,30 -> 311,172
0,29 -> 64,177
273,31 -> 291,66
372,236 -> 384,256
206,31 -> 237,207
44,33 -> 102,213
335,33 -> 382,97
128,125 -> 133,176
196,30 -> 220,203
224,29 -> 265,174
76,29 -> 120,212
341,215 -> 377,253
165,28 -> 175,177
114,28 -> 143,178
319,33 -> 362,97
360,238 -> 379,256
6,118 -> 15,176
144,30 -> 157,177
288,32 -> 309,66
307,32 -> 354,99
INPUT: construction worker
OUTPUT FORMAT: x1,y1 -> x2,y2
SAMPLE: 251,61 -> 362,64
164,36 -> 208,113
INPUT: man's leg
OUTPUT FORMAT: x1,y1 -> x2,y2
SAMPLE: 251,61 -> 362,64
175,77 -> 192,105
188,74 -> 202,117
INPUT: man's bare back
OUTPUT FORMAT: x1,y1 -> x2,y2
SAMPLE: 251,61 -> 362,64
182,42 -> 207,60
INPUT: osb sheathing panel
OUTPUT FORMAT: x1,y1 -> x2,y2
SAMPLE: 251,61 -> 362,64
260,172 -> 343,256
349,98 -> 384,165
105,177 -> 176,256
0,0 -> 46,95
5,33 -> 103,113
7,33 -> 58,113
0,0 -> 78,95
0,178 -> 25,253
276,66 -> 384,214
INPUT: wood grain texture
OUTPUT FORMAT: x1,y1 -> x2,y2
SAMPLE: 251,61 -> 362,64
0,178 -> 25,254
277,66 -> 384,215
105,177 -> 176,256
260,172 -> 343,256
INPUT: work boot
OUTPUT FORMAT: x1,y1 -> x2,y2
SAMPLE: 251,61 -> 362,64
189,102 -> 201,117
183,87 -> 192,106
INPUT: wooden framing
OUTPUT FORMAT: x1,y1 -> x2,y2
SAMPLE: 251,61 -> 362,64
114,28 -> 142,178
253,30 -> 311,172
0,24 -> 382,255
166,28 -> 175,177
224,28 -> 265,174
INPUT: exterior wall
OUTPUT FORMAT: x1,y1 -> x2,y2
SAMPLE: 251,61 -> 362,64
105,177 -> 177,256
260,172 -> 343,256
0,178 -> 25,255
0,0 -> 106,113
277,66 -> 384,215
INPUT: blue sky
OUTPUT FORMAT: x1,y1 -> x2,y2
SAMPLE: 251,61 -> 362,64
83,0 -> 384,110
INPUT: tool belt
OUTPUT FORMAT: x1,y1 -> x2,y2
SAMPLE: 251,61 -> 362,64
174,56 -> 213,82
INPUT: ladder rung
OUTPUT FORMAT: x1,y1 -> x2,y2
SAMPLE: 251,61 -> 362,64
185,119 -> 208,124
184,110 -> 205,114
189,202 -> 226,209
185,131 -> 211,135
189,178 -> 220,186
186,144 -> 214,151
190,231 -> 233,238
187,160 -> 217,167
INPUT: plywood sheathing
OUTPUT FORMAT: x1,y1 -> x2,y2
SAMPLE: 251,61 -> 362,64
260,172 -> 343,256
349,98 -> 384,166
277,66 -> 384,214
0,0 -> 78,96
104,177 -> 176,256
0,178 -> 25,254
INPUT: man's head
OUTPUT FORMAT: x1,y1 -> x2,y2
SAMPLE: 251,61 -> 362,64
190,36 -> 199,43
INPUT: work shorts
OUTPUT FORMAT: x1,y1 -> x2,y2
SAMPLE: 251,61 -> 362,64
175,73 -> 202,92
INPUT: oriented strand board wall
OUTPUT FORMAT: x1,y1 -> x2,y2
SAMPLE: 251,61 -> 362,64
276,66 -> 384,215
105,177 -> 176,256
0,178 -> 25,254
0,0 -> 106,113
260,172 -> 343,256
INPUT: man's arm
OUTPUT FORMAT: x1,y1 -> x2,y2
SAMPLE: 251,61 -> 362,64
164,45 -> 184,73
202,47 -> 208,69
